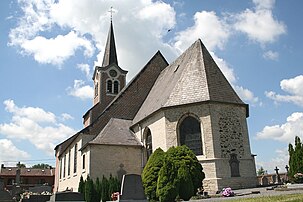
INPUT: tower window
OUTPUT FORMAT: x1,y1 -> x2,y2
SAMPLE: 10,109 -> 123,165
107,80 -> 113,93
94,82 -> 98,97
179,116 -> 203,155
114,81 -> 119,94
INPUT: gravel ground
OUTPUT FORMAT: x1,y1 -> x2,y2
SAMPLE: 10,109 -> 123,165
189,185 -> 303,201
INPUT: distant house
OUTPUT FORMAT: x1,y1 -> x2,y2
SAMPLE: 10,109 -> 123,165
0,164 -> 55,192
54,19 -> 257,193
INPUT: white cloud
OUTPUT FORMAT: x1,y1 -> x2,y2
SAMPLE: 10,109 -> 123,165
9,0 -> 177,80
234,85 -> 259,104
253,0 -> 275,10
266,75 -> 303,107
67,80 -> 94,100
174,11 -> 230,53
77,63 -> 91,78
233,0 -> 286,44
263,50 -> 279,61
61,113 -> 74,121
256,148 -> 289,174
20,31 -> 94,65
0,100 -> 76,156
0,139 -> 30,163
256,112 -> 303,142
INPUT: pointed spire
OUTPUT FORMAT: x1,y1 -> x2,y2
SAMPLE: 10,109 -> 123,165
102,20 -> 118,67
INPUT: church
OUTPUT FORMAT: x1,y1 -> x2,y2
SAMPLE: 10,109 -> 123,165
54,20 -> 257,193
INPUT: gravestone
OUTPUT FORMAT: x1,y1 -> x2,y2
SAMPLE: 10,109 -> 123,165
261,176 -> 268,186
119,174 -> 147,202
0,178 -> 14,202
47,192 -> 85,202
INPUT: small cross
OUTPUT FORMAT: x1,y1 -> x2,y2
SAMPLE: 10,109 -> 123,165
108,6 -> 115,22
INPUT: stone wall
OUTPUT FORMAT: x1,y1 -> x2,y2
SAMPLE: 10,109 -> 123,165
133,101 -> 257,193
89,145 -> 142,181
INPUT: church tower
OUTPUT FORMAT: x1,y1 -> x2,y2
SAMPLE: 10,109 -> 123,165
92,20 -> 127,109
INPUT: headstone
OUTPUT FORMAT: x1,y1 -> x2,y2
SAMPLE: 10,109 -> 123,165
0,178 -> 14,202
261,176 -> 268,186
47,192 -> 85,202
119,174 -> 147,202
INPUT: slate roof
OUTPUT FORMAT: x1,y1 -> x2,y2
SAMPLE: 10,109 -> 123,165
89,118 -> 141,146
133,39 -> 245,124
0,167 -> 55,177
55,51 -> 168,156
102,21 -> 118,67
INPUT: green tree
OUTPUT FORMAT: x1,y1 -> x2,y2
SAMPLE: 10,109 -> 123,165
257,166 -> 266,176
101,175 -> 110,202
142,148 -> 165,201
156,159 -> 179,202
289,136 -> 303,178
78,175 -> 85,198
31,163 -> 51,169
16,162 -> 26,168
85,176 -> 97,202
95,177 -> 102,202
178,162 -> 194,201
150,146 -> 205,202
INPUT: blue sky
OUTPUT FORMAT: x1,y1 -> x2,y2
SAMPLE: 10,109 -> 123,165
0,0 -> 302,173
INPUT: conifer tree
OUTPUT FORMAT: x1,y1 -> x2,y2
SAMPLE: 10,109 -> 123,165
95,177 -> 102,202
101,175 -> 110,202
178,162 -> 194,201
142,148 -> 165,201
289,136 -> 303,178
78,175 -> 85,197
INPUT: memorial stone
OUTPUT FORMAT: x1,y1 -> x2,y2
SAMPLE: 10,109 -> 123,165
119,174 -> 147,202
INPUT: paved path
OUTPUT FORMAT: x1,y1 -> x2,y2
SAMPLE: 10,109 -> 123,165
190,185 -> 303,201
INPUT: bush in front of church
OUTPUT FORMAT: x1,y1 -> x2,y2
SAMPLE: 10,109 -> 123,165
142,148 -> 165,201
143,145 -> 205,202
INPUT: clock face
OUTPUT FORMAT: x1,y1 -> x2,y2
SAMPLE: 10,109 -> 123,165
109,69 -> 117,77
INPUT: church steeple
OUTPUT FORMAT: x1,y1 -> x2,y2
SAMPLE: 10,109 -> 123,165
102,21 -> 118,67
91,18 -> 127,111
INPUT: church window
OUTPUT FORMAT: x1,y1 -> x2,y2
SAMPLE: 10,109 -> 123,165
229,153 -> 240,177
179,116 -> 203,155
82,155 -> 86,170
114,81 -> 119,94
68,150 -> 71,176
63,155 -> 66,178
74,144 -> 77,174
59,159 -> 62,179
107,80 -> 113,93
144,128 -> 153,160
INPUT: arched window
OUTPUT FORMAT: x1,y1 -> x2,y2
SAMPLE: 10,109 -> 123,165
107,80 -> 113,93
94,82 -> 98,97
114,81 -> 119,94
144,128 -> 153,160
229,154 -> 240,177
179,116 -> 203,155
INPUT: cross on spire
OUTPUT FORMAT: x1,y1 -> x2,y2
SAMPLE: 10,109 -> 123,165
108,6 -> 115,22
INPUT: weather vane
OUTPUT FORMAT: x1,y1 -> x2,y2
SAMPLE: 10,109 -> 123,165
108,6 -> 115,22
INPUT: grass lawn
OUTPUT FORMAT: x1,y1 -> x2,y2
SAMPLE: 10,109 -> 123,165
227,193 -> 303,202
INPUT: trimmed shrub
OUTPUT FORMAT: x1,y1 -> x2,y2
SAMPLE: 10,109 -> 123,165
78,175 -> 85,198
101,175 -> 110,202
143,146 -> 205,202
178,162 -> 194,201
156,159 -> 179,202
142,148 -> 165,201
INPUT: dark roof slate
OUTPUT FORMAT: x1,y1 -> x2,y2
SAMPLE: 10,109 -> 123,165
133,39 -> 245,123
102,21 -> 118,67
89,118 -> 141,146
0,167 -> 55,177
